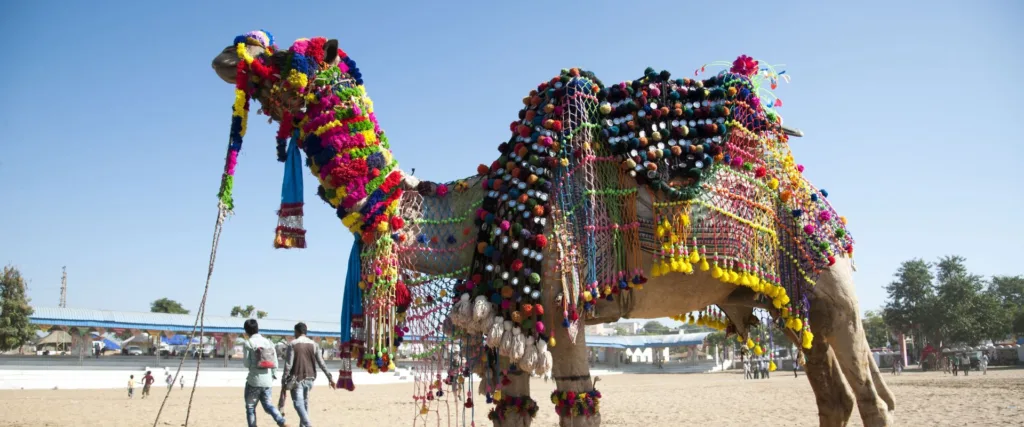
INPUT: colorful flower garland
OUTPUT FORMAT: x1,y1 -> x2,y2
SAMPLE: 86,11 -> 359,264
488,395 -> 539,422
551,389 -> 602,418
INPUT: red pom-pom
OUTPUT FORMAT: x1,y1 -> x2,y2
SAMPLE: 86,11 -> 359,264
551,121 -> 563,132
534,304 -> 544,315
518,125 -> 531,137
534,235 -> 548,248
477,164 -> 489,175
390,216 -> 405,230
511,260 -> 524,271
755,166 -> 767,178
827,255 -> 836,266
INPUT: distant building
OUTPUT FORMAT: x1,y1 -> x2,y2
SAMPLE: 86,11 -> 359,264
585,321 -> 642,336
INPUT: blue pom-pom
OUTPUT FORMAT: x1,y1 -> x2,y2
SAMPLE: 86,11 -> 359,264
391,233 -> 399,240
483,246 -> 495,257
491,294 -> 502,304
820,189 -> 829,198
810,194 -> 819,202
723,154 -> 731,164
791,209 -> 803,217
618,280 -> 629,289
606,294 -> 614,301
562,319 -> 571,328
417,235 -> 428,244
446,235 -> 457,245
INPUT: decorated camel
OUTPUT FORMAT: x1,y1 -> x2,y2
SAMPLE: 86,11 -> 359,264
210,31 -> 894,427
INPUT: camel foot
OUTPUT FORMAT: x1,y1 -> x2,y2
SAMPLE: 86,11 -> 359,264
559,415 -> 601,427
818,411 -> 850,427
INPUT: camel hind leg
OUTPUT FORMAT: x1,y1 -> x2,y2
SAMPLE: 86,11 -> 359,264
812,258 -> 894,427
548,324 -> 601,427
782,327 -> 855,427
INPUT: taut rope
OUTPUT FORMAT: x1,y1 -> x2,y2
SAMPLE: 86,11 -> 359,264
151,205 -> 228,427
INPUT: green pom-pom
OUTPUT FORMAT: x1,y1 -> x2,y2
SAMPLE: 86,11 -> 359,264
835,229 -> 846,238
529,273 -> 541,284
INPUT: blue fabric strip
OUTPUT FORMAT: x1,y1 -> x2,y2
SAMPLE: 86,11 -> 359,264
281,130 -> 304,205
340,239 -> 363,343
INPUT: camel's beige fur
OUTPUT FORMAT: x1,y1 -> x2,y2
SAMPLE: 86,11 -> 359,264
212,44 -> 894,427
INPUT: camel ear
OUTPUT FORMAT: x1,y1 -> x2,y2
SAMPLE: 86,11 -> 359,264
324,39 -> 339,64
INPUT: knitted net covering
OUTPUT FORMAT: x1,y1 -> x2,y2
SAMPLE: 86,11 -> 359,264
226,30 -> 853,423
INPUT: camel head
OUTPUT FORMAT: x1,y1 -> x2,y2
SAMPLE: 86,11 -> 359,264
211,31 -> 352,124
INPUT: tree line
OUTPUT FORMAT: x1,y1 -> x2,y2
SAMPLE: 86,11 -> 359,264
871,255 -> 1023,349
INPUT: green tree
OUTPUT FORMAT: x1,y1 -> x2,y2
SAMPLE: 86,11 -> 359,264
862,310 -> 889,348
613,326 -> 629,336
882,259 -> 936,347
931,255 -> 1010,345
642,320 -> 669,335
0,266 -> 36,352
704,331 -> 730,349
991,275 -> 1024,338
230,305 -> 267,319
150,298 -> 189,314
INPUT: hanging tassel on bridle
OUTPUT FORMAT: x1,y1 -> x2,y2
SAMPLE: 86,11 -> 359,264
274,124 -> 307,249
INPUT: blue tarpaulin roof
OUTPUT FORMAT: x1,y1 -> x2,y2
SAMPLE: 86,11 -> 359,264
585,332 -> 711,349
99,338 -> 121,350
30,307 -> 338,337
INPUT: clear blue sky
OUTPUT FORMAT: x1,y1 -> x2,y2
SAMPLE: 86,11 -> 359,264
1,1 -> 1021,325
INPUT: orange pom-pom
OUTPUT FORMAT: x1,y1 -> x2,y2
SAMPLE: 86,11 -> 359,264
477,164 -> 489,175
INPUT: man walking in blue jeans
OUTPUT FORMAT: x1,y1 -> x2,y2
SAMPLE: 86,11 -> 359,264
282,322 -> 335,427
242,319 -> 289,427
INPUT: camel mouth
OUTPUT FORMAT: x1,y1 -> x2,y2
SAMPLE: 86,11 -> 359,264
212,45 -> 240,84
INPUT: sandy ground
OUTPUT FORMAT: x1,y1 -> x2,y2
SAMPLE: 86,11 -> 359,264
0,368 -> 1021,426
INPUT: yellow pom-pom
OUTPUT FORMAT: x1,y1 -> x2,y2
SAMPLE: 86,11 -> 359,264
769,361 -> 777,371
802,331 -> 814,349
699,258 -> 710,271
377,221 -> 390,233
746,338 -> 754,349
711,264 -> 723,278
793,318 -> 803,331
549,337 -> 557,347
583,292 -> 593,302
689,247 -> 700,263
388,360 -> 397,371
737,335 -> 744,343
754,344 -> 763,356
768,178 -> 779,190
358,281 -> 367,290
420,405 -> 430,415
681,261 -> 693,274
494,390 -> 503,401
729,270 -> 740,284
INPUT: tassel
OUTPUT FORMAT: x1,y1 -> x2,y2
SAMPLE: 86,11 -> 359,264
509,327 -> 525,362
487,316 -> 505,348
499,321 -> 514,356
336,369 -> 355,391
273,131 -> 307,249
534,339 -> 550,376
519,336 -> 538,372
472,295 -> 492,330
452,293 -> 471,327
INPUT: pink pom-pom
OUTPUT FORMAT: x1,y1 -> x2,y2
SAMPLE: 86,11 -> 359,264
436,184 -> 449,197
501,300 -> 512,310
818,211 -> 831,221
797,164 -> 805,172
500,220 -> 511,231
803,224 -> 816,234
536,322 -> 545,334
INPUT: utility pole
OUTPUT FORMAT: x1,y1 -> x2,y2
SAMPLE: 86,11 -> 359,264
59,266 -> 67,308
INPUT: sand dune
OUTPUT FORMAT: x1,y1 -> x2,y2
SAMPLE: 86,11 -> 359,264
0,368 -> 1020,426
